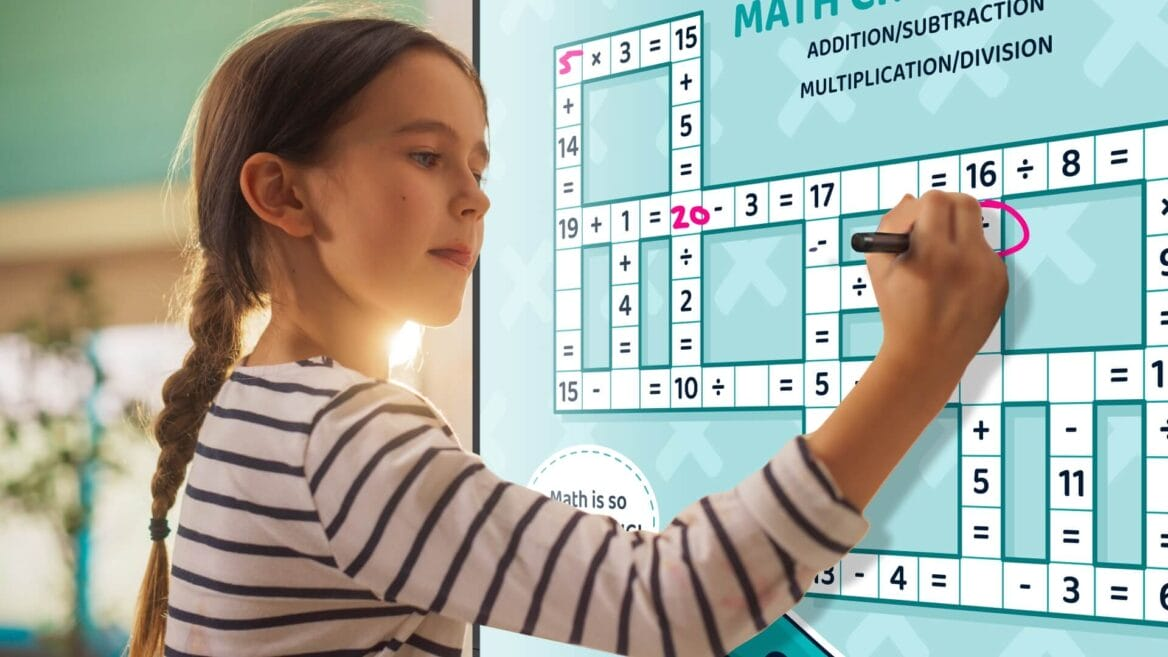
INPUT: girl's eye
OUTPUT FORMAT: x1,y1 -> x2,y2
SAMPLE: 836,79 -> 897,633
410,151 -> 440,167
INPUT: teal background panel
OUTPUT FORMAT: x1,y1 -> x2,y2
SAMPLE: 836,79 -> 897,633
583,67 -> 669,204
640,239 -> 670,367
1096,404 -> 1143,566
703,223 -> 803,364
582,245 -> 610,370
1004,405 -> 1048,561
857,407 -> 959,555
1003,185 -> 1143,353
842,310 -> 883,359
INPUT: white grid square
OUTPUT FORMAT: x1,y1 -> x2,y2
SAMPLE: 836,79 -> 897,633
556,289 -> 581,330
557,166 -> 581,209
556,247 -> 581,290
671,58 -> 701,105
1049,404 -> 1093,456
672,102 -> 701,149
672,146 -> 701,192
1095,349 -> 1143,400
556,372 -> 582,411
879,161 -> 918,209
701,187 -> 733,231
1148,346 -> 1168,400
1048,563 -> 1094,616
1003,353 -> 1047,401
670,191 -> 702,236
670,15 -> 702,62
641,196 -> 670,238
555,44 -> 582,87
1149,514 -> 1168,568
804,360 -> 840,407
963,456 -> 1001,507
1050,510 -> 1094,564
770,177 -> 804,223
640,23 -> 669,67
961,506 -> 1000,558
610,31 -> 640,74
610,369 -> 639,409
806,312 -> 839,361
735,365 -> 768,407
1048,352 -> 1094,402
556,84 -> 581,127
1096,130 -> 1143,183
1148,403 -> 1168,457
1096,568 -> 1144,620
672,322 -> 700,367
918,155 -> 959,194
805,172 -> 840,219
1051,457 -> 1093,510
1148,125 -> 1168,180
640,368 -> 670,409
961,405 -> 1001,456
735,183 -> 767,226
582,371 -> 610,410
840,359 -> 871,400
1149,180 -> 1168,236
1004,143 -> 1047,195
960,558 -> 1002,609
1048,137 -> 1094,190
582,204 -> 610,245
611,201 -> 640,243
1004,562 -> 1047,612
918,558 -> 959,605
1149,459 -> 1168,513
960,354 -> 1003,405
805,218 -> 839,267
978,320 -> 1002,354
959,149 -> 1003,199
671,234 -> 701,278
806,266 -> 841,313
804,406 -> 834,433
556,331 -> 581,372
980,206 -> 1002,251
842,553 -> 879,598
1145,569 -> 1168,622
611,326 -> 638,369
582,37 -> 610,81
703,367 -> 734,408
879,555 -> 918,602
770,363 -> 803,406
842,167 -> 878,214
840,264 -> 876,310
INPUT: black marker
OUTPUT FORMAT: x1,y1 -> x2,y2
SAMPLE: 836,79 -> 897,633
851,231 -> 909,253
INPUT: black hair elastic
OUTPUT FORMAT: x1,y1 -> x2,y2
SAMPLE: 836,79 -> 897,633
149,517 -> 171,542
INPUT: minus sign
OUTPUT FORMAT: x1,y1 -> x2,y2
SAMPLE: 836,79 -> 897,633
1020,584 -> 1031,590
713,206 -> 723,212
855,572 -> 865,578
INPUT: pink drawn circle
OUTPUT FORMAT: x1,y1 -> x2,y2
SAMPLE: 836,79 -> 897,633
979,198 -> 1029,257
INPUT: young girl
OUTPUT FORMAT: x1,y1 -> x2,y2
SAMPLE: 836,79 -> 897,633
130,4 -> 1007,656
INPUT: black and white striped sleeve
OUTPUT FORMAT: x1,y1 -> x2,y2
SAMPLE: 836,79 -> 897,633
304,382 -> 869,657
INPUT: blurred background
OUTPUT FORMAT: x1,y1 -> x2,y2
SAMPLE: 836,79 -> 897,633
0,1 -> 474,655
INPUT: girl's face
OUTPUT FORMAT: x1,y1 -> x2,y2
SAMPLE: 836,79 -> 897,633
303,48 -> 490,328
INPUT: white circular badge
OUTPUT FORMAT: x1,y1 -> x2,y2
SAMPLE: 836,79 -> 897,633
528,444 -> 659,531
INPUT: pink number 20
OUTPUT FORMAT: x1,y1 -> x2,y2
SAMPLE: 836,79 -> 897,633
671,204 -> 710,230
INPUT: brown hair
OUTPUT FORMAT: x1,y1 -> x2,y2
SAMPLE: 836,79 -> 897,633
127,3 -> 485,655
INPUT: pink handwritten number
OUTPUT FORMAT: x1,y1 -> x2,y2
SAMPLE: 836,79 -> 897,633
671,205 -> 710,230
558,50 -> 583,74
979,199 -> 1030,257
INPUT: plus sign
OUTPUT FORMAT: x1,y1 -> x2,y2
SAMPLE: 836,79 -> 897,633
973,419 -> 989,441
562,97 -> 574,115
619,255 -> 631,271
680,73 -> 693,91
591,216 -> 602,233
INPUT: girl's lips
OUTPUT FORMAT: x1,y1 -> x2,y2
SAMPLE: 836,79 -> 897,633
430,249 -> 472,268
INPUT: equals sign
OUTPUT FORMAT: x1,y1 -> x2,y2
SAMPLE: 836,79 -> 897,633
931,172 -> 947,187
778,378 -> 794,392
809,238 -> 827,253
712,379 -> 725,396
1063,528 -> 1081,544
648,383 -> 662,396
1159,532 -> 1168,549
1110,585 -> 1129,601
973,525 -> 990,540
1110,367 -> 1129,383
1017,159 -> 1034,180
562,181 -> 575,194
649,210 -> 662,223
648,38 -> 662,52
1110,148 -> 1129,165
679,338 -> 693,351
1160,309 -> 1168,326
679,163 -> 693,176
562,345 -> 574,357
815,330 -> 829,344
779,193 -> 794,207
931,573 -> 948,588
618,341 -> 631,355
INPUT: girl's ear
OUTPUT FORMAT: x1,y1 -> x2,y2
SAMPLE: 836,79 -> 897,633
239,152 -> 315,238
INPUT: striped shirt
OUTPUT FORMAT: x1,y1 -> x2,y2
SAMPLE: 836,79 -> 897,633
165,355 -> 870,657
